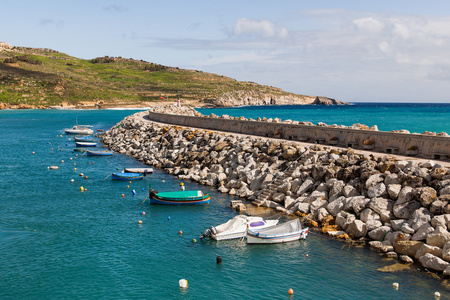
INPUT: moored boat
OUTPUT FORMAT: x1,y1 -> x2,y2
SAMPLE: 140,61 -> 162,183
124,167 -> 154,174
73,147 -> 88,152
149,189 -> 210,205
75,141 -> 97,147
111,172 -> 144,180
246,219 -> 308,244
74,136 -> 94,142
65,125 -> 93,135
86,149 -> 113,156
201,215 -> 279,241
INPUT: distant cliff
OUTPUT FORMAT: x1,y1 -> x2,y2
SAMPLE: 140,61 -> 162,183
208,89 -> 348,107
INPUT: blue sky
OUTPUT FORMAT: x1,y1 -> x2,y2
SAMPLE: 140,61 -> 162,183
2,0 -> 450,103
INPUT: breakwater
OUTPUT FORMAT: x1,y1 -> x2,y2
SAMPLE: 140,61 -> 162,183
101,106 -> 450,277
147,106 -> 450,160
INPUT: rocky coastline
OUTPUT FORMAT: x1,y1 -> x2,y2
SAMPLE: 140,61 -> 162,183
101,106 -> 450,278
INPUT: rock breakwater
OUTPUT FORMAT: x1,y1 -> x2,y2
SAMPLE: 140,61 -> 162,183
102,107 -> 450,277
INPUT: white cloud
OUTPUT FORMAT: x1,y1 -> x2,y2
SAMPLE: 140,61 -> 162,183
232,18 -> 288,39
353,17 -> 384,33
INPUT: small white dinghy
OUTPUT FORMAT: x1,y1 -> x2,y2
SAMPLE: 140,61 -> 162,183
246,219 -> 308,244
124,167 -> 154,174
201,215 -> 279,241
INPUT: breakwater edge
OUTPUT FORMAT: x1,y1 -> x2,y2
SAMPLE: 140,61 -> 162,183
101,106 -> 450,279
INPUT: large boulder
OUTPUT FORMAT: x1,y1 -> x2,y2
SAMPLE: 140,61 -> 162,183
346,220 -> 367,238
418,253 -> 450,272
394,240 -> 424,257
335,211 -> 356,231
408,207 -> 433,231
414,244 -> 443,259
426,226 -> 450,248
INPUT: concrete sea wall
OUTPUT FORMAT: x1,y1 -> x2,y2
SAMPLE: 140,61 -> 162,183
147,109 -> 449,160
102,107 -> 450,277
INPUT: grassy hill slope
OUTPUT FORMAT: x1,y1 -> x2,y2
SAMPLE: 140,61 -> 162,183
0,46 -> 320,108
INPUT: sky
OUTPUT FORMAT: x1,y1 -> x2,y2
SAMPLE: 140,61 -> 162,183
2,0 -> 450,103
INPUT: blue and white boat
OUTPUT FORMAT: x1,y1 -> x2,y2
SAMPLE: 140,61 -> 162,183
75,141 -> 97,147
111,172 -> 144,180
246,219 -> 308,244
74,136 -> 94,142
86,149 -> 113,156
201,215 -> 279,241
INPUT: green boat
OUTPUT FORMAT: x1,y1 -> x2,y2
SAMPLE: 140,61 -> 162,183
149,189 -> 211,205
73,147 -> 88,152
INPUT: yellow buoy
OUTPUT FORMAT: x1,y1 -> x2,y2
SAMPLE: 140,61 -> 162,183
127,185 -> 130,188
80,186 -> 84,192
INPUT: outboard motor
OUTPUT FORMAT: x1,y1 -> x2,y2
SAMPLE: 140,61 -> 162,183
201,226 -> 217,240
148,188 -> 159,198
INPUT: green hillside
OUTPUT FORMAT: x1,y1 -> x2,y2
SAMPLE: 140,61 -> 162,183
0,46 -> 298,108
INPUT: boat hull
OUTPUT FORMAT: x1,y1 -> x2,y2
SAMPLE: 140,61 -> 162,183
73,147 -> 87,152
75,142 -> 97,147
111,172 -> 144,180
246,228 -> 308,244
65,125 -> 93,135
124,167 -> 154,174
74,136 -> 94,142
246,219 -> 308,244
150,190 -> 210,205
86,150 -> 113,156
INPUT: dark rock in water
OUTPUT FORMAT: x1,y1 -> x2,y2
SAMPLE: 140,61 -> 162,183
312,96 -> 349,105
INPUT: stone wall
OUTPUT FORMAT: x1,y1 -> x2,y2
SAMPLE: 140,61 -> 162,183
147,111 -> 450,160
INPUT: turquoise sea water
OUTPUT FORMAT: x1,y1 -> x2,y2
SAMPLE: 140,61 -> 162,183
198,103 -> 450,134
0,106 -> 449,299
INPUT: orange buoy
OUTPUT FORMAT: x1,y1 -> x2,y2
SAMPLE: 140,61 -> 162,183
85,176 -> 88,179
306,254 -> 309,257
288,288 -> 294,295
121,194 -> 125,197
138,220 -> 142,224
178,230 -> 183,235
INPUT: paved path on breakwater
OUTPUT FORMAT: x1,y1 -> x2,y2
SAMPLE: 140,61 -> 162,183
142,113 -> 450,168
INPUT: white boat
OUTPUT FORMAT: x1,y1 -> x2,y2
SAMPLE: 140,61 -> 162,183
201,215 -> 279,241
124,167 -> 154,174
246,219 -> 308,244
65,125 -> 93,135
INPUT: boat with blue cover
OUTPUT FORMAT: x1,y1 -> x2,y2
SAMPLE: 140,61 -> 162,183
86,149 -> 113,156
149,189 -> 211,205
201,215 -> 279,241
74,136 -> 94,142
111,172 -> 144,180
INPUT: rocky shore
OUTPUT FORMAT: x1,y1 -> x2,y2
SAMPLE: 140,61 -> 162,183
101,107 -> 450,277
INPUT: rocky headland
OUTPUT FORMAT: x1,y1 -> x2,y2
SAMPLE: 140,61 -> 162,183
101,106 -> 450,278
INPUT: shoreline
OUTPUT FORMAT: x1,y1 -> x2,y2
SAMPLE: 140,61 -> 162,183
101,106 -> 450,280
